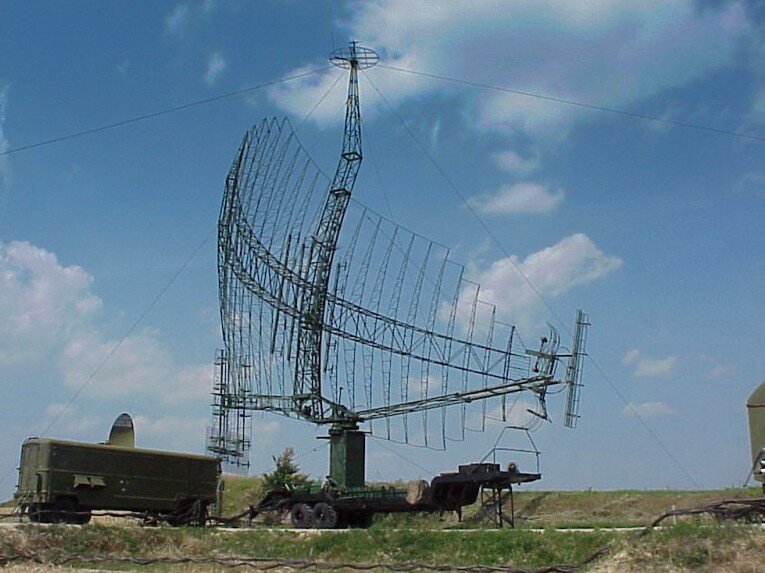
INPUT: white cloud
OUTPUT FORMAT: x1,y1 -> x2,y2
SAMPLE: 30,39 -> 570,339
740,172 -> 765,193
492,150 -> 540,176
408,374 -> 442,399
272,1 -> 750,142
205,52 -> 227,85
256,419 -> 282,441
58,331 -> 212,401
0,85 -> 11,187
175,363 -> 215,399
42,404 -> 106,437
483,398 -> 541,428
636,357 -> 677,378
0,240 -> 211,404
470,182 -> 564,215
131,414 -> 209,452
115,61 -> 130,78
0,241 -> 101,369
267,56 -> 429,126
165,4 -> 191,35
429,118 -> 441,149
460,233 -> 622,328
702,363 -> 732,381
267,65 -> 354,126
623,401 -> 676,418
623,349 -> 640,365
44,403 -> 68,418
748,29 -> 765,124
165,1 -> 222,37
623,349 -> 677,378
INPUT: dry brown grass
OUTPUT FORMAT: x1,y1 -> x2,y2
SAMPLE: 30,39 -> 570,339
588,527 -> 765,572
507,489 -> 760,528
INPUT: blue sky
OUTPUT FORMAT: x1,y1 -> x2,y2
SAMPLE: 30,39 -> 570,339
2,0 -> 765,499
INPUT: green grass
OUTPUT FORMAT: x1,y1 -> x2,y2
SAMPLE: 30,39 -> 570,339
1,523 -> 618,570
595,523 -> 765,572
2,521 -> 763,572
3,486 -> 765,573
465,487 -> 762,529
217,474 -> 268,515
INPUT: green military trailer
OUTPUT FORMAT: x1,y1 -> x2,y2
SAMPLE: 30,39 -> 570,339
15,415 -> 220,525
253,462 -> 541,529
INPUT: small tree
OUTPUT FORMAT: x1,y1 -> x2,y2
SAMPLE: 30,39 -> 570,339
262,447 -> 310,490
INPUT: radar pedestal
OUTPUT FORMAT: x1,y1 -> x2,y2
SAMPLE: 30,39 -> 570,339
329,423 -> 365,488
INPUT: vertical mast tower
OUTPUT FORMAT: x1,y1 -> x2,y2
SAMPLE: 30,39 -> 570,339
295,42 -> 379,421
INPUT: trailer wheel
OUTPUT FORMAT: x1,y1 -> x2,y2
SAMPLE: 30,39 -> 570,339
26,504 -> 43,523
290,503 -> 314,529
47,499 -> 67,523
57,498 -> 91,525
313,502 -> 338,529
66,504 -> 92,525
28,503 -> 54,523
53,497 -> 90,524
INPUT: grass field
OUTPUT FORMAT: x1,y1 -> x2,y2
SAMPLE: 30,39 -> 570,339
2,480 -> 764,572
1,519 -> 763,572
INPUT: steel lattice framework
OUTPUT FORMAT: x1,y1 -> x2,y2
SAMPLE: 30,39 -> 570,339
207,44 -> 589,470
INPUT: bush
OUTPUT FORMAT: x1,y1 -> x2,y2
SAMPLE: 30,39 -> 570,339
262,447 -> 311,491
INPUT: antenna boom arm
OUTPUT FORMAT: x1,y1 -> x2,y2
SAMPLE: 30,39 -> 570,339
355,375 -> 559,421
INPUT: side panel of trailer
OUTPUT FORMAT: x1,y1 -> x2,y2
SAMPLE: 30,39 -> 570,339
16,439 -> 219,515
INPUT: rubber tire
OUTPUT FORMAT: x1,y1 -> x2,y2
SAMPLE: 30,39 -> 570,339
290,503 -> 314,529
313,502 -> 338,529
40,503 -> 57,524
27,504 -> 43,523
29,503 -> 56,523
56,497 -> 91,525
166,499 -> 205,527
166,505 -> 190,527
72,507 -> 92,525
53,497 -> 80,524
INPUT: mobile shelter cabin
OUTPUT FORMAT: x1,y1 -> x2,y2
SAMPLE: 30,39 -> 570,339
15,437 -> 219,524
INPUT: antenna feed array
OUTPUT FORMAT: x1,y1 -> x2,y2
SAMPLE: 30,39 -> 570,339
330,42 -> 379,70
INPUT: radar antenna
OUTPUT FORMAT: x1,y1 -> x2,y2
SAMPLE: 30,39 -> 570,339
207,43 -> 589,486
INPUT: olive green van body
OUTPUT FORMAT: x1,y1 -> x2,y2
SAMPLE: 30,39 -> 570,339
15,438 -> 219,514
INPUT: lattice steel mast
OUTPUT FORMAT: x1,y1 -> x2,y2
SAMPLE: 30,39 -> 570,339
295,42 -> 378,421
